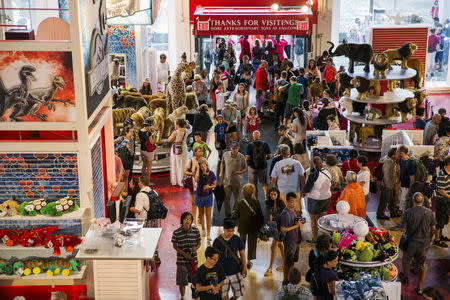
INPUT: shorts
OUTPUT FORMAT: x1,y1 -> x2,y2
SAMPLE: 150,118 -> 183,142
248,167 -> 268,186
176,263 -> 194,286
141,150 -> 154,161
402,241 -> 429,271
436,197 -> 450,229
284,103 -> 296,119
226,125 -> 237,133
195,193 -> 214,208
307,197 -> 330,215
283,241 -> 299,267
221,273 -> 245,298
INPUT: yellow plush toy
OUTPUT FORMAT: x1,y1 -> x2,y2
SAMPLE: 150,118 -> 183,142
0,200 -> 20,217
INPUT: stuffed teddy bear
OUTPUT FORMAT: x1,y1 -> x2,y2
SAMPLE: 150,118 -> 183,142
0,200 -> 20,217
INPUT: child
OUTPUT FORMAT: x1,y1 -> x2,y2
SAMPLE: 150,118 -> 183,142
215,82 -> 231,115
214,115 -> 227,158
240,68 -> 252,90
193,132 -> 212,159
326,114 -> 340,130
246,106 -> 260,142
255,88 -> 264,113
231,103 -> 242,139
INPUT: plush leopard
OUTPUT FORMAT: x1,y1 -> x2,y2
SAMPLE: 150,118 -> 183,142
166,61 -> 196,115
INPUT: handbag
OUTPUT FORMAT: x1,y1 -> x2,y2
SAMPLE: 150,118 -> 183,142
145,140 -> 157,152
182,159 -> 195,192
399,210 -> 426,251
172,131 -> 186,155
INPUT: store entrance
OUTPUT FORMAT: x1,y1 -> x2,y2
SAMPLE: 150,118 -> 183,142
196,35 -> 309,76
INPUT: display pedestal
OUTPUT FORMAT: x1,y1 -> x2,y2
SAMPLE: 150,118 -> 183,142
76,227 -> 162,300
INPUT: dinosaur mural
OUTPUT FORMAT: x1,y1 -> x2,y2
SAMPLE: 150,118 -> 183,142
0,51 -> 75,122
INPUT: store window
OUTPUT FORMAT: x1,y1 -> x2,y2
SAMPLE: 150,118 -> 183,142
145,0 -> 168,59
337,0 -> 450,87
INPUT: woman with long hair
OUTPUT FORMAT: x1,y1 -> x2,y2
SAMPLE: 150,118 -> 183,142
184,147 -> 206,225
252,39 -> 264,71
233,83 -> 250,138
264,187 -> 286,277
168,119 -> 189,186
194,160 -> 216,241
290,107 -> 307,145
209,70 -> 221,114
305,58 -> 321,80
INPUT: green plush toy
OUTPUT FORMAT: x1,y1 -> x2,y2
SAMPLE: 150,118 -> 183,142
19,199 -> 49,216
358,246 -> 374,262
332,232 -> 341,248
41,197 -> 78,216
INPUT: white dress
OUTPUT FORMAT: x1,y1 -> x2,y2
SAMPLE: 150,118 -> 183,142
170,129 -> 189,186
357,169 -> 371,196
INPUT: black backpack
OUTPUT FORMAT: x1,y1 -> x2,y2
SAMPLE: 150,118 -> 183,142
305,250 -> 323,296
226,75 -> 236,92
141,190 -> 168,220
252,141 -> 267,169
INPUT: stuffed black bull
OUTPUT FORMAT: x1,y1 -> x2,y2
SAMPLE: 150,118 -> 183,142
327,41 -> 373,73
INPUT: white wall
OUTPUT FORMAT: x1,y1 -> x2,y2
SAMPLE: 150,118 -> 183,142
167,0 -> 193,71
315,0 -> 337,58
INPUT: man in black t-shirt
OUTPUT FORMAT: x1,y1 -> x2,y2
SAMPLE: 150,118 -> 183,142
398,146 -> 416,212
195,247 -> 226,300
212,219 -> 247,299
246,131 -> 272,203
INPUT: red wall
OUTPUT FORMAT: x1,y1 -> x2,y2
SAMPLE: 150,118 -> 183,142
189,0 -> 318,24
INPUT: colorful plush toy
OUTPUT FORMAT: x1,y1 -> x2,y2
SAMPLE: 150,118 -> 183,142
0,257 -> 81,277
0,200 -> 20,217
41,197 -> 78,216
0,229 -> 25,246
18,226 -> 59,247
19,199 -> 48,216
43,234 -> 82,255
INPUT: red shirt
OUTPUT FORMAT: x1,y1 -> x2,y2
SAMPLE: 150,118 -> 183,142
341,159 -> 361,176
323,65 -> 337,83
274,39 -> 288,61
428,34 -> 440,52
255,67 -> 269,91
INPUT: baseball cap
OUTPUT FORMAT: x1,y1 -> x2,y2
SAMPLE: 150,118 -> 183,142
230,141 -> 239,149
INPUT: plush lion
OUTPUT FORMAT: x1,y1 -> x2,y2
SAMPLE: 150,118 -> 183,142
309,78 -> 321,101
397,97 -> 418,122
413,89 -> 427,105
360,126 -> 377,147
385,104 -> 400,120
350,77 -> 380,100
336,72 -> 353,96
0,200 -> 20,217
373,52 -> 389,79
168,106 -> 188,124
407,59 -> 425,89
339,97 -> 354,115
384,42 -> 417,70
150,107 -> 166,144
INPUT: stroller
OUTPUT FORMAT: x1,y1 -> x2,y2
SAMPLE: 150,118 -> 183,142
260,90 -> 276,121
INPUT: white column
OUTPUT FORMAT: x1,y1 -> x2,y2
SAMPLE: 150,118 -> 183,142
315,0 -> 338,57
167,0 -> 192,71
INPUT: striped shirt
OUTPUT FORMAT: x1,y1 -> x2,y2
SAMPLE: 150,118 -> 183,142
274,284 -> 313,300
171,226 -> 201,265
436,168 -> 450,198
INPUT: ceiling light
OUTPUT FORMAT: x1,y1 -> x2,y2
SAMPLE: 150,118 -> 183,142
271,3 -> 280,12
300,5 -> 309,13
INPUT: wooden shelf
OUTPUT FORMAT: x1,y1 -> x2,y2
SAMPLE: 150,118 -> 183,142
347,65 -> 417,81
0,208 -> 86,221
343,113 -> 410,125
343,88 -> 414,104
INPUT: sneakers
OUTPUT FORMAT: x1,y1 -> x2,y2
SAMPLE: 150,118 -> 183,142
440,235 -> 450,242
433,240 -> 448,248
264,268 -> 272,277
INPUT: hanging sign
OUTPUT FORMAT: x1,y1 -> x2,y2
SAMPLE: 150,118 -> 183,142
194,14 -> 311,35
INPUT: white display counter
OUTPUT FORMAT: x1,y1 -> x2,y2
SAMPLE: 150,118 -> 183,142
336,281 -> 401,300
76,226 -> 162,300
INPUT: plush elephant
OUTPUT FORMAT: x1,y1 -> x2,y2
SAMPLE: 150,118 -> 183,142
327,41 -> 373,73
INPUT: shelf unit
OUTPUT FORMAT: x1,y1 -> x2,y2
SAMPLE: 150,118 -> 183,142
343,64 -> 417,152
0,0 -> 115,296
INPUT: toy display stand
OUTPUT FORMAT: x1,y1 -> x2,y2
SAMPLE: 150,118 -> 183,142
76,225 -> 162,300
340,252 -> 399,268
342,65 -> 417,152
336,281 -> 401,300
318,213 -> 367,234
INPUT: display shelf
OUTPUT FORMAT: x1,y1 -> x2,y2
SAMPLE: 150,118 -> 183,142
0,265 -> 87,281
0,207 -> 87,221
353,143 -> 382,152
0,245 -> 79,259
344,88 -> 414,104
347,65 -> 417,81
340,252 -> 399,268
344,113 -> 411,125
318,214 -> 367,233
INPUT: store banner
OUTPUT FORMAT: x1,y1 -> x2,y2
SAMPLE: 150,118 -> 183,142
194,14 -> 311,35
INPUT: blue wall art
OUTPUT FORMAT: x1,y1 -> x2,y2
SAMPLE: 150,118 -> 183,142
108,25 -> 137,88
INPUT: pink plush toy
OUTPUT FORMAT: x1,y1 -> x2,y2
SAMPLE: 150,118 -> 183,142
338,230 -> 357,249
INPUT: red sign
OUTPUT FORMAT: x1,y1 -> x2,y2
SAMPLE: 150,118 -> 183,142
297,21 -> 309,31
197,21 -> 210,31
194,14 -> 311,35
